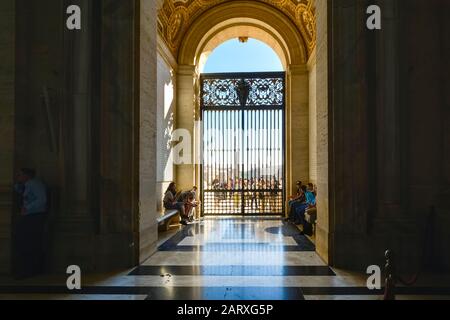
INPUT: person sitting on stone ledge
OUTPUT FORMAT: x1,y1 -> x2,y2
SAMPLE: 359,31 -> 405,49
181,191 -> 198,223
291,185 -> 316,235
285,181 -> 305,221
308,182 -> 317,196
163,182 -> 188,226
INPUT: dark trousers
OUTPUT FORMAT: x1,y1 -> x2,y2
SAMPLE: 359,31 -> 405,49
13,213 -> 48,279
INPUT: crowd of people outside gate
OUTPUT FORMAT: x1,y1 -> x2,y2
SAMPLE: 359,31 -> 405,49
209,176 -> 283,212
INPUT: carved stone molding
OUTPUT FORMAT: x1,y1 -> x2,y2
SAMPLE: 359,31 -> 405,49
158,0 -> 316,59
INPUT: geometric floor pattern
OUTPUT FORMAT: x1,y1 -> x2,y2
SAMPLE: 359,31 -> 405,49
1,218 -> 449,300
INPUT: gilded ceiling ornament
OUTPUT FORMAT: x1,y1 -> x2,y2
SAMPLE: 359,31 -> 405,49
297,5 -> 316,48
158,0 -> 317,58
168,11 -> 185,43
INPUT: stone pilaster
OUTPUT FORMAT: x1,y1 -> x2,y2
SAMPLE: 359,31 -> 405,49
325,0 -> 443,271
50,0 -> 97,271
0,0 -> 15,274
374,0 -> 403,219
286,65 -> 309,198
307,49 -> 317,185
176,65 -> 197,191
314,0 -> 329,264
137,0 -> 158,263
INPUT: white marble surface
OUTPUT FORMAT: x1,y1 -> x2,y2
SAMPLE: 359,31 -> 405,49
1,218 -> 448,300
143,251 -> 327,266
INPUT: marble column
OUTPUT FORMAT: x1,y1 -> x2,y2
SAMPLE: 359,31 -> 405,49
95,0 -> 140,270
0,0 -> 15,274
308,50 -> 318,185
440,0 -> 450,269
137,0 -> 158,263
375,0 -> 402,219
286,65 -> 309,199
314,0 -> 330,264
61,0 -> 94,227
50,0 -> 97,271
325,0 -> 443,271
176,65 -> 197,191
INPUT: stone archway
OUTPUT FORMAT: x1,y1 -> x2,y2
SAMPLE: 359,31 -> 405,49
174,1 -> 311,222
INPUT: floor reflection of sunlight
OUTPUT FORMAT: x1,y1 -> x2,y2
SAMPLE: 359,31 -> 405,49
200,218 -> 286,298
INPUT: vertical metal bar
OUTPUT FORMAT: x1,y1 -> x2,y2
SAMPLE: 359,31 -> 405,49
251,109 -> 255,214
217,111 -> 223,214
222,109 -> 225,214
201,108 -> 204,216
269,108 -> 272,214
232,110 -> 235,194
220,109 -> 223,195
218,109 -> 220,215
206,109 -> 209,214
217,110 -> 221,215
278,109 -> 281,213
213,110 -> 217,215
236,109 -> 239,215
284,74 -> 286,215
262,109 -> 265,214
265,109 -> 269,201
207,110 -> 210,215
276,109 -> 280,213
225,110 -> 228,214
209,110 -> 213,214
207,110 -> 209,214
248,109 -> 251,215
241,106 -> 245,216
258,108 -> 262,214
246,109 -> 250,215
273,108 -> 276,213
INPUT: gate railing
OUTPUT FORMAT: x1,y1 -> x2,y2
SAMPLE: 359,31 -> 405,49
200,72 -> 286,216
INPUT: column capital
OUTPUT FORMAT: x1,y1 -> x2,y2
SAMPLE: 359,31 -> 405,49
307,48 -> 317,71
177,64 -> 197,76
287,64 -> 308,75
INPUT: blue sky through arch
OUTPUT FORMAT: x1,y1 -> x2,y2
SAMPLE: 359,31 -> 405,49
203,38 -> 284,73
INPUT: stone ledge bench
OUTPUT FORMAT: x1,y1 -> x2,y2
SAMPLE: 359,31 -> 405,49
157,209 -> 180,232
305,207 -> 317,235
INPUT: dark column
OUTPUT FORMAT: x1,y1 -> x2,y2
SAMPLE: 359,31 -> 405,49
328,0 -> 447,271
0,0 -> 15,274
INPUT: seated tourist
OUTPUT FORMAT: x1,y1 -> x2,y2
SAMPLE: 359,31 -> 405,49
291,185 -> 316,235
180,191 -> 198,222
163,182 -> 188,225
308,183 -> 317,196
286,181 -> 305,221
289,185 -> 308,221
288,181 -> 303,205
190,186 -> 198,202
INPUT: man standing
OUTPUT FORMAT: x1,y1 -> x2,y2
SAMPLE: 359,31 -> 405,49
13,168 -> 48,279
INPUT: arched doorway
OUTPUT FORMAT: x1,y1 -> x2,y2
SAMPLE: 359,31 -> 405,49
200,39 -> 286,217
175,1 -> 310,219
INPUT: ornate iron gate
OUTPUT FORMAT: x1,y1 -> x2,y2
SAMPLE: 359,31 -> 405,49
200,72 -> 286,216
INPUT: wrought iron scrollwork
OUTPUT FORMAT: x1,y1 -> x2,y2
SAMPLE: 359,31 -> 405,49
202,75 -> 284,107
202,78 -> 240,107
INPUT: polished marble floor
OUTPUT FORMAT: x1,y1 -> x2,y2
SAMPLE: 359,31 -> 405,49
0,218 -> 449,300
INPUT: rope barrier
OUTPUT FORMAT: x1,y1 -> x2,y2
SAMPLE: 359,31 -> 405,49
384,206 -> 436,299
